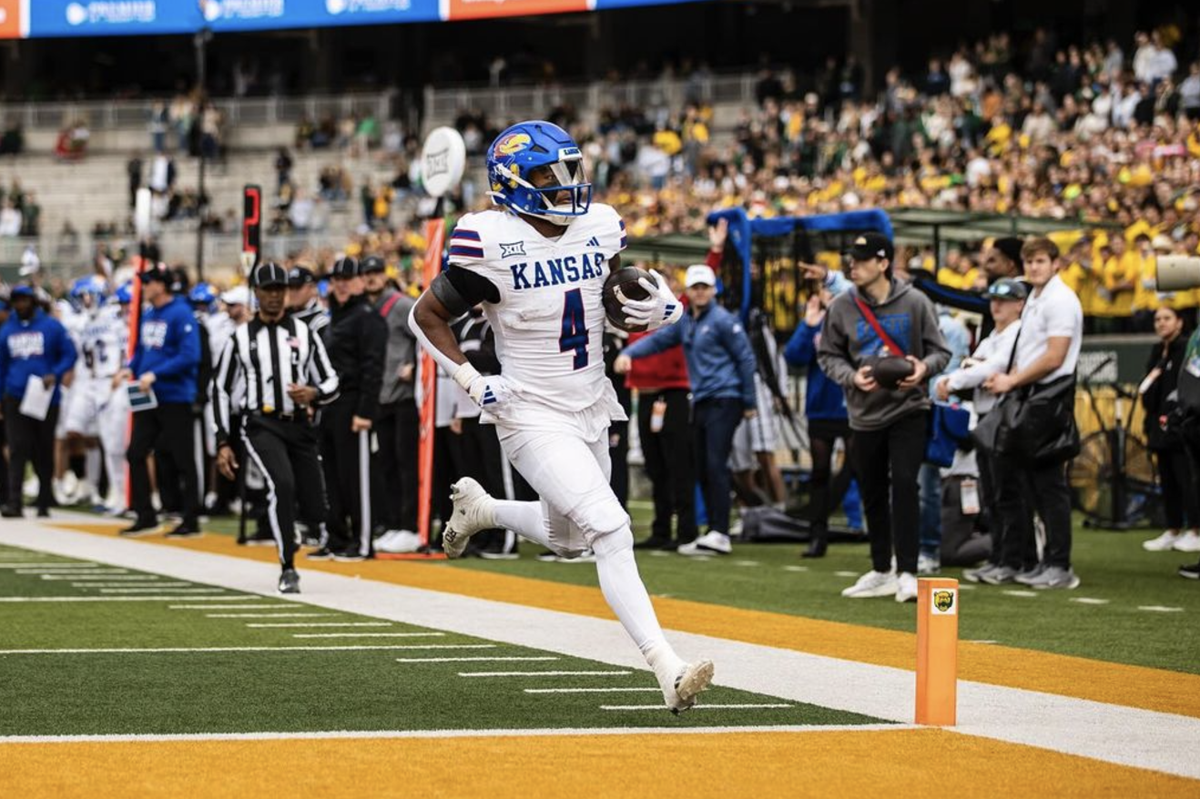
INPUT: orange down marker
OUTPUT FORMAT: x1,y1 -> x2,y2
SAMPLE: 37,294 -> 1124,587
915,577 -> 959,726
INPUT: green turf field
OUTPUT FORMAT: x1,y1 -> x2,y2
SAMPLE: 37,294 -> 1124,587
192,503 -> 1200,675
0,543 -> 884,736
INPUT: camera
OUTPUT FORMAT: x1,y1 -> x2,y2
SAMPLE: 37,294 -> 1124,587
1155,256 -> 1200,291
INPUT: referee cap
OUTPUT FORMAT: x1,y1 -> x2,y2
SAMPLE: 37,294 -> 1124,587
361,255 -> 386,274
330,256 -> 360,278
288,265 -> 316,287
253,262 -> 289,288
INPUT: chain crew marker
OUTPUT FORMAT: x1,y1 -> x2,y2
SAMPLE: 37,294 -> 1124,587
916,578 -> 958,726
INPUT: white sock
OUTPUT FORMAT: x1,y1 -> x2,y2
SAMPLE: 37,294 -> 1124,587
493,500 -> 551,549
105,452 -> 126,507
84,449 -> 102,492
591,528 -> 683,677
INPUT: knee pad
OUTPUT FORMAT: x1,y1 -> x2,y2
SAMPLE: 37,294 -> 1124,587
570,490 -> 630,542
590,523 -> 634,558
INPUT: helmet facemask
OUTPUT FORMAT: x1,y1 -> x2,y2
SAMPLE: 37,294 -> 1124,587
493,154 -> 592,227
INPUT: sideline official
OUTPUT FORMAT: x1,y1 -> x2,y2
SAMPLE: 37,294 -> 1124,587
313,256 -> 386,561
212,263 -> 339,593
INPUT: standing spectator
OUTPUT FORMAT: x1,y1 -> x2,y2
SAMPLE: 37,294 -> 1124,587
127,154 -> 142,210
0,285 -> 77,518
115,266 -> 202,538
616,263 -> 758,557
149,102 -> 168,153
0,199 -> 22,237
1181,62 -> 1200,121
1140,307 -> 1200,553
274,147 -> 293,194
984,237 -> 1084,589
818,233 -> 950,602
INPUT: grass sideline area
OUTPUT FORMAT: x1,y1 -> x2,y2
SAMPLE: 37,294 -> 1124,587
0,543 -> 883,737
187,503 -> 1200,676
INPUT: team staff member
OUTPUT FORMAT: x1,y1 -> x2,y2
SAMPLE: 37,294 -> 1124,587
213,263 -> 339,594
287,265 -> 328,335
115,265 -> 202,538
0,285 -> 77,518
818,233 -> 950,603
616,263 -> 758,557
312,256 -> 386,561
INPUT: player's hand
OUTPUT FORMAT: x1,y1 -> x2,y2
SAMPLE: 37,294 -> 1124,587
897,356 -> 928,390
351,415 -> 372,433
216,444 -> 238,480
287,383 -> 318,405
614,354 -> 633,374
708,218 -> 728,252
853,365 -> 878,392
622,270 -> 683,331
453,362 -> 514,413
112,369 -> 130,390
935,377 -> 952,402
744,408 -> 758,420
800,262 -> 829,283
139,372 -> 156,392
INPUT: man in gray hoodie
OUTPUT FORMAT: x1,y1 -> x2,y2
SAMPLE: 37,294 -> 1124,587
818,232 -> 950,602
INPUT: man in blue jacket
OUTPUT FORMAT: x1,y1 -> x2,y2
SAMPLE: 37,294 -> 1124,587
114,266 -> 201,536
616,264 -> 758,556
0,284 -> 77,517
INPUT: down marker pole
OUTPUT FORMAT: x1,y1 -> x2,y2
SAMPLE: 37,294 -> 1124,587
915,577 -> 958,726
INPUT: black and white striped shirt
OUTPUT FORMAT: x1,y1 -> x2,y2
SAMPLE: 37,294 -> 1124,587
211,314 -> 339,446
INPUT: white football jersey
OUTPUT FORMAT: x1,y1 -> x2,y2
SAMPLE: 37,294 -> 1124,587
447,204 -> 627,415
80,305 -> 128,379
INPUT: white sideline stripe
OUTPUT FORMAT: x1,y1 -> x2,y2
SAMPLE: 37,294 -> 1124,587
40,574 -> 141,580
102,588 -> 227,594
1071,598 -> 1111,605
461,671 -> 632,678
245,622 -> 393,628
0,596 -> 250,603
292,633 -> 446,639
46,575 -> 158,581
602,704 -> 794,711
171,605 -> 297,610
1139,606 -> 1184,613
525,688 -> 660,694
0,723 -> 908,745
0,645 -> 498,655
1002,590 -> 1039,598
733,561 -> 760,567
833,571 -> 858,577
4,518 -> 1200,780
74,582 -> 193,588
208,613 -> 334,618
783,566 -> 808,572
0,563 -> 100,569
396,657 -> 558,663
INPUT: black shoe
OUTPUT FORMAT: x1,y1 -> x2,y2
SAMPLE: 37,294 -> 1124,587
1,505 -> 22,518
164,524 -> 202,539
36,507 -> 50,519
307,547 -> 335,560
802,539 -> 827,559
1180,562 -> 1200,580
120,519 -> 159,537
332,549 -> 367,562
633,536 -> 673,550
278,568 -> 301,594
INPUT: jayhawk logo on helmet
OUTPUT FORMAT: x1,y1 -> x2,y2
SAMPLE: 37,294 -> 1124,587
486,121 -> 592,227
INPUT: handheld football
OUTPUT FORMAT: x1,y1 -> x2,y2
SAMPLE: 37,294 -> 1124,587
603,266 -> 657,333
867,355 -> 914,390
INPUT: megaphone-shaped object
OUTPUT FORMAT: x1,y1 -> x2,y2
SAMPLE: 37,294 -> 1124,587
1157,256 -> 1200,292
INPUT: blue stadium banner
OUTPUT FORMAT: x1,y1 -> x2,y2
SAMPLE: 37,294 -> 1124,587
202,0 -> 440,32
29,1 -> 201,37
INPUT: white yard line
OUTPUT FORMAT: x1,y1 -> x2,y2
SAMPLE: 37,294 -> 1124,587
601,704 -> 794,711
0,723 -> 908,745
37,572 -> 133,579
207,613 -> 333,618
461,671 -> 632,677
101,588 -> 226,593
1139,606 -> 1184,613
1,519 -> 1198,780
74,583 -> 194,588
525,688 -> 660,693
395,657 -> 559,663
245,622 -> 393,628
1,564 -> 100,569
0,596 -> 253,603
170,605 -> 297,610
0,645 -> 498,655
291,633 -> 446,638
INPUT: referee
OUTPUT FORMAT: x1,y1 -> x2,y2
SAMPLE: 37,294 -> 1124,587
212,262 -> 340,594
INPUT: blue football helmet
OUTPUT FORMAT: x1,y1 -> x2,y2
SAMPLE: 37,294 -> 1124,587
189,282 -> 217,308
115,282 -> 134,304
486,121 -> 591,226
70,275 -> 107,306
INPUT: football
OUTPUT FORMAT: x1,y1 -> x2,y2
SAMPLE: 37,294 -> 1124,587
867,355 -> 915,389
603,266 -> 657,332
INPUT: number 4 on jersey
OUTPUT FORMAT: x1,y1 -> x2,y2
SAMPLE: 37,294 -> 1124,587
559,288 -> 588,369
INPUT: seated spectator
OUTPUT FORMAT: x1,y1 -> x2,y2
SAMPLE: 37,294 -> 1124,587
0,199 -> 22,237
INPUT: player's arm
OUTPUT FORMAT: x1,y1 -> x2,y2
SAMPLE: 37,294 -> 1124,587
409,265 -> 506,408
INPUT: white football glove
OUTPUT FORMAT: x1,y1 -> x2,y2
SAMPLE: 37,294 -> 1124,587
620,269 -> 684,330
453,362 -> 513,413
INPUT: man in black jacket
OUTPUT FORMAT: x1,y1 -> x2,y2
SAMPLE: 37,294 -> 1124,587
310,256 -> 386,561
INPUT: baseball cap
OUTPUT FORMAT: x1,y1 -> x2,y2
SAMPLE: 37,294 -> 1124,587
986,278 -> 1029,301
10,284 -> 35,298
253,262 -> 289,289
140,266 -> 171,284
685,264 -> 717,287
221,286 -> 250,306
361,256 -> 386,274
168,267 -> 189,295
330,256 -> 359,278
288,265 -> 316,287
847,232 -> 894,262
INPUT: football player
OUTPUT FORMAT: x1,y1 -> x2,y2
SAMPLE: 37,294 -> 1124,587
409,121 -> 713,713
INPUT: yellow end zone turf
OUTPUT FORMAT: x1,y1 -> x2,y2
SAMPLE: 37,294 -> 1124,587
4,729 -> 1197,798
51,521 -> 1200,719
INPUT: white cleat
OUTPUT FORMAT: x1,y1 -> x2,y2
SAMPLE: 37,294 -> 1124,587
443,478 -> 496,559
660,659 -> 715,715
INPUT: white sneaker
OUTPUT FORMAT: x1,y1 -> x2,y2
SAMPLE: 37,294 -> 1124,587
377,530 -> 421,554
895,572 -> 918,603
680,531 -> 732,555
728,516 -> 744,538
917,553 -> 941,575
841,570 -> 898,598
443,478 -> 495,559
22,476 -> 39,499
1173,531 -> 1200,552
1143,530 -> 1182,551
658,659 -> 715,714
